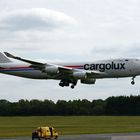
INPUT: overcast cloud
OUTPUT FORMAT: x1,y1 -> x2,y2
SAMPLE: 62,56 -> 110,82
0,8 -> 77,31
0,0 -> 140,102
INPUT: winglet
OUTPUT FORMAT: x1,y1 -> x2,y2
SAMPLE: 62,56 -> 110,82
4,52 -> 12,57
4,52 -> 20,59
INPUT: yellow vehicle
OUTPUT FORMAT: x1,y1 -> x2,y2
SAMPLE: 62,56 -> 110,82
32,126 -> 58,140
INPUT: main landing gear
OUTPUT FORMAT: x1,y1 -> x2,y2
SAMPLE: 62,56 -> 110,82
131,76 -> 135,85
59,80 -> 77,89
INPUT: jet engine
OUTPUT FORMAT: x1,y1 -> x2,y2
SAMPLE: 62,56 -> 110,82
44,65 -> 59,74
81,79 -> 96,84
73,72 -> 87,79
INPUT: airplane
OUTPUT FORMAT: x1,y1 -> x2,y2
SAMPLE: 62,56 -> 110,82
0,52 -> 139,89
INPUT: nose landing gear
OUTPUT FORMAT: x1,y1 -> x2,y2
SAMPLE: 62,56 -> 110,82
131,76 -> 135,85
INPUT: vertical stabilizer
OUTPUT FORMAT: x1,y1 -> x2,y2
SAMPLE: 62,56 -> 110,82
0,52 -> 11,63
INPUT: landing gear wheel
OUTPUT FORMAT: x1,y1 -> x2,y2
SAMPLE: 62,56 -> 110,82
71,85 -> 75,89
59,82 -> 64,87
59,80 -> 77,88
131,76 -> 135,85
131,81 -> 135,85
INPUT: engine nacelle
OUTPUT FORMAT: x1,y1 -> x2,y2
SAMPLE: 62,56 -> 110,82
44,65 -> 59,74
81,79 -> 96,84
73,72 -> 87,79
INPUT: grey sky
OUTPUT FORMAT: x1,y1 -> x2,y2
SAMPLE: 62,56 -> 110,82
0,0 -> 140,102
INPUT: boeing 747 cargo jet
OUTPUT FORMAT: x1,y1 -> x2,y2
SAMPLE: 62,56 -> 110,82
0,52 -> 139,88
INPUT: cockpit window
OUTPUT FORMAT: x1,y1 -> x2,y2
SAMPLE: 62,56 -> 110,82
125,59 -> 128,61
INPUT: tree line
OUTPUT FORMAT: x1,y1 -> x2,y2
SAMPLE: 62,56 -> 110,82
0,95 -> 140,116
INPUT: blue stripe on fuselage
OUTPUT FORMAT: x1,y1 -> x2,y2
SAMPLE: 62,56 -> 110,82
0,68 -> 34,72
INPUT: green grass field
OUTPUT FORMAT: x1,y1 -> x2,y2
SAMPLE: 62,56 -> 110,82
0,116 -> 140,137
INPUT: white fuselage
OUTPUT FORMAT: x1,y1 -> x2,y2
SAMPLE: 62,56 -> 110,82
0,58 -> 140,80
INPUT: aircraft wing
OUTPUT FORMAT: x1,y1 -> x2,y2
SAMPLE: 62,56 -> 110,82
4,52 -> 105,77
4,52 -> 44,66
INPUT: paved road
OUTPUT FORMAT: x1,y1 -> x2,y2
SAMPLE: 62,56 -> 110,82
1,133 -> 140,140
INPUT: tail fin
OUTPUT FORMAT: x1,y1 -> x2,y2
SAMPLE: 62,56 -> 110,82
0,52 -> 12,63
